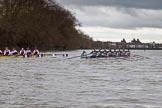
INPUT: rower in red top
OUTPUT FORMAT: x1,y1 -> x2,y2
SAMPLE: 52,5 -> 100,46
25,47 -> 32,57
4,47 -> 10,56
19,48 -> 26,55
0,50 -> 3,55
32,47 -> 39,55
10,48 -> 18,55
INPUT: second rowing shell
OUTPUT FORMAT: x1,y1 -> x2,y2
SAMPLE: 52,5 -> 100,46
0,54 -> 55,59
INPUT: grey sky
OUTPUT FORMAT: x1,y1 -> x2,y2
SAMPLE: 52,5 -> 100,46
70,6 -> 162,29
55,0 -> 162,42
56,0 -> 162,10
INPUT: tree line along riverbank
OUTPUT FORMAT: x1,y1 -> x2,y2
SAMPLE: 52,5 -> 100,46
0,0 -> 93,50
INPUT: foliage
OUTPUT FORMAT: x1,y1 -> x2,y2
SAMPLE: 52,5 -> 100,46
0,0 -> 93,50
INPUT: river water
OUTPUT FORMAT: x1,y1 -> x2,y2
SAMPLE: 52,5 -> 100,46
0,50 -> 162,108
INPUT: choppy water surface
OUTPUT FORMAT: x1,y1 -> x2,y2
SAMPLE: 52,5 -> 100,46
0,50 -> 162,108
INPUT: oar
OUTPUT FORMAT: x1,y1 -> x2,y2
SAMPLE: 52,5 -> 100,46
68,50 -> 94,59
55,53 -> 68,57
55,54 -> 65,55
68,53 -> 92,59
41,53 -> 68,57
41,53 -> 53,56
68,55 -> 81,59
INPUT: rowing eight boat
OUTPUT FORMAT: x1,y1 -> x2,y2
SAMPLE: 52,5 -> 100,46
0,53 -> 67,59
81,51 -> 131,58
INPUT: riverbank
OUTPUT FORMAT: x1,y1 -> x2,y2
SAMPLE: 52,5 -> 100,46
129,48 -> 162,50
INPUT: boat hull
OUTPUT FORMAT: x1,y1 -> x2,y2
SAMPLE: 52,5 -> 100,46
0,55 -> 39,59
86,53 -> 130,58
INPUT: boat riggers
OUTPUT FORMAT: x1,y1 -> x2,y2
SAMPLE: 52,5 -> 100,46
81,49 -> 131,58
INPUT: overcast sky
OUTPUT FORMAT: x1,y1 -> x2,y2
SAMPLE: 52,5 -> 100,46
55,0 -> 162,43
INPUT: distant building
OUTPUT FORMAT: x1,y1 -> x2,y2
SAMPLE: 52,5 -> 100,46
131,38 -> 142,44
121,38 -> 126,44
149,41 -> 156,48
93,38 -> 161,49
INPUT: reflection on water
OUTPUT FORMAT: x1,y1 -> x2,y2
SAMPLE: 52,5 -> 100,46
0,50 -> 162,108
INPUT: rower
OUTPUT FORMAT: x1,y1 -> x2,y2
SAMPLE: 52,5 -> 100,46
25,47 -> 32,57
10,48 -> 18,55
111,48 -> 117,57
109,48 -> 112,52
19,48 -> 26,55
125,49 -> 130,56
117,48 -> 122,56
90,49 -> 96,54
90,49 -> 97,58
81,51 -> 87,56
103,48 -> 107,56
0,50 -> 3,55
4,47 -> 10,56
98,49 -> 105,57
107,48 -> 112,57
32,47 -> 39,55
97,48 -> 102,57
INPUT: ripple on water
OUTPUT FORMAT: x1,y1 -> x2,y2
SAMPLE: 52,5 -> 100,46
0,50 -> 162,108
